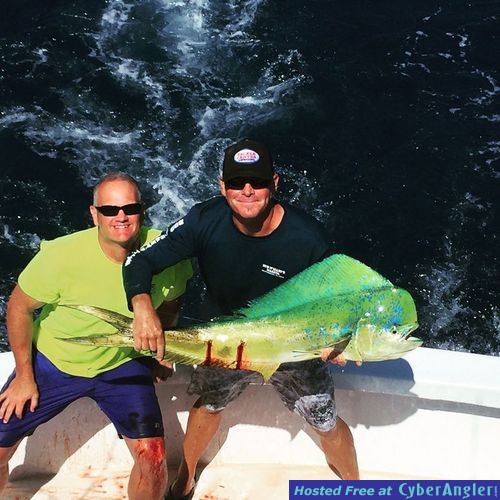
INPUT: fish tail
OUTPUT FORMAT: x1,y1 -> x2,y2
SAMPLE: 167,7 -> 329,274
58,333 -> 134,346
63,304 -> 133,336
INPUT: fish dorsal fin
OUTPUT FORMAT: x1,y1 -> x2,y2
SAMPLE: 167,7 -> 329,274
238,254 -> 393,319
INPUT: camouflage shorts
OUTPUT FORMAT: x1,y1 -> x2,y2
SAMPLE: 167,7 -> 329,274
187,358 -> 337,431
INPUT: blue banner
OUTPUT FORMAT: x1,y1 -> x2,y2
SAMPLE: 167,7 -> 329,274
289,480 -> 500,499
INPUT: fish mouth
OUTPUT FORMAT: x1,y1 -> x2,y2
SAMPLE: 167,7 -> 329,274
395,322 -> 419,338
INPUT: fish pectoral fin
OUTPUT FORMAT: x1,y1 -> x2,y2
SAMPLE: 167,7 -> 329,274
291,333 -> 353,360
290,349 -> 321,360
324,335 -> 352,353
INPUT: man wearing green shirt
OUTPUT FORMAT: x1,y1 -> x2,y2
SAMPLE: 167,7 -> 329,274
0,173 -> 192,499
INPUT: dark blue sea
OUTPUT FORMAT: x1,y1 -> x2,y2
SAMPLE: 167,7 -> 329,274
0,0 -> 498,355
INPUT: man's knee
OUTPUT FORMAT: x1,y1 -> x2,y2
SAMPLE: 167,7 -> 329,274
0,452 -> 10,469
129,437 -> 166,466
0,443 -> 20,467
294,394 -> 337,432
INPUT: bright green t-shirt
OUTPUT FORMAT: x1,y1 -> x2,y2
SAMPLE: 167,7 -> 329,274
18,227 -> 192,377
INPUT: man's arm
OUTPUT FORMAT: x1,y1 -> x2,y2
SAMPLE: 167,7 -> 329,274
125,235 -> 181,361
131,294 -> 165,361
130,276 -> 188,361
151,298 -> 182,382
123,218 -> 196,308
0,285 -> 44,423
124,212 -> 198,359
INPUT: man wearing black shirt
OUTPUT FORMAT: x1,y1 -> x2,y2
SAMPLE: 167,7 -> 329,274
124,139 -> 360,498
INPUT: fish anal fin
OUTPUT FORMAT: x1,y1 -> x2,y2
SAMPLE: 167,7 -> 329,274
201,358 -> 236,369
162,351 -> 206,366
242,363 -> 280,383
260,364 -> 281,382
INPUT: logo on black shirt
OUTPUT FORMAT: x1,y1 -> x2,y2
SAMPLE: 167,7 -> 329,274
169,218 -> 184,233
261,264 -> 286,279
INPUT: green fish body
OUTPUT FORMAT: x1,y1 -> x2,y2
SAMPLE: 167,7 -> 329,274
64,254 -> 421,381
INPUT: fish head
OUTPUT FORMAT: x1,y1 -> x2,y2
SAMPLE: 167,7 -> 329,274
343,286 -> 420,362
360,286 -> 418,337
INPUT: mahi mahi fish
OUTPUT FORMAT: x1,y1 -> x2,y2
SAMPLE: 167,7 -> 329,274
63,254 -> 421,380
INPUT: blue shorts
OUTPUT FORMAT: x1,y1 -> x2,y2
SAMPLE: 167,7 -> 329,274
188,358 -> 337,432
0,351 -> 164,447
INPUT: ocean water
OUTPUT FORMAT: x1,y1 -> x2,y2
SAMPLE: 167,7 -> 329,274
0,0 -> 498,354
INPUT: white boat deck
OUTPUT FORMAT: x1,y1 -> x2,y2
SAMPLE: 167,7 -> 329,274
2,347 -> 500,498
5,464 -> 438,500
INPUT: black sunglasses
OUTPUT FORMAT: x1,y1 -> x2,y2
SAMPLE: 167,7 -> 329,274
225,177 -> 271,190
94,203 -> 143,216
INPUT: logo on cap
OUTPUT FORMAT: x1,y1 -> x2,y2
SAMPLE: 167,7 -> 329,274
234,149 -> 260,164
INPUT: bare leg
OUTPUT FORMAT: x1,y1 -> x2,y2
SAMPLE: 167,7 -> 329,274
124,436 -> 167,500
0,443 -> 20,494
170,402 -> 223,498
314,417 -> 359,480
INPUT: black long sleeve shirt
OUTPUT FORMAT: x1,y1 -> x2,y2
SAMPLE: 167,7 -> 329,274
123,197 -> 332,315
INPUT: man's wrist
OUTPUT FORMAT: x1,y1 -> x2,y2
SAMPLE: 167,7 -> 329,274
131,293 -> 155,312
13,367 -> 35,382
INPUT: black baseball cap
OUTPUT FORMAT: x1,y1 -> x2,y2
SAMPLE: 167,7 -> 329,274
222,139 -> 274,182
